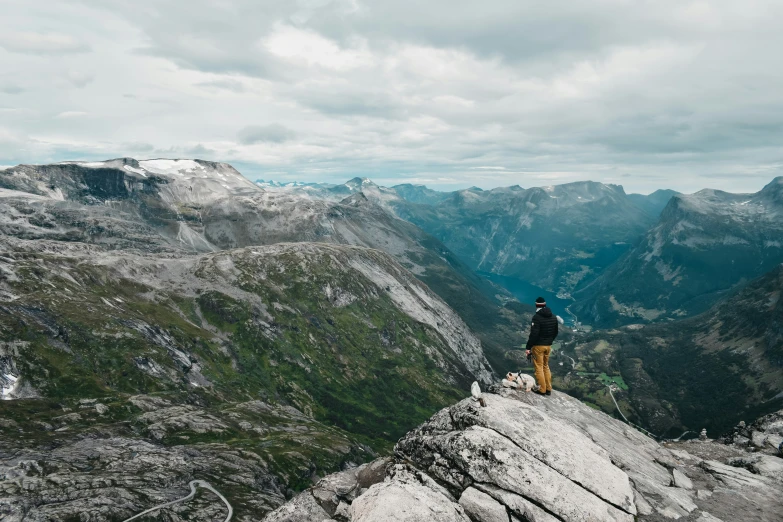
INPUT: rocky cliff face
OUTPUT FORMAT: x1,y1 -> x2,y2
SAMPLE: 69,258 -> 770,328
265,387 -> 783,522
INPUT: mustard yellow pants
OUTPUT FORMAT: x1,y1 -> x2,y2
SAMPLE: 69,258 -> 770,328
532,345 -> 552,393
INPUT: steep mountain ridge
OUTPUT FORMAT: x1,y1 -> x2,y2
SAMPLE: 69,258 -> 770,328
574,177 -> 783,326
0,237 -> 492,429
0,160 -> 529,372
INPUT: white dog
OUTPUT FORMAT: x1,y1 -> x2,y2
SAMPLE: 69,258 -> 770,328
502,372 -> 538,392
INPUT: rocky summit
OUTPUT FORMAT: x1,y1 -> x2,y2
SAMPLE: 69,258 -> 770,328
265,387 -> 783,522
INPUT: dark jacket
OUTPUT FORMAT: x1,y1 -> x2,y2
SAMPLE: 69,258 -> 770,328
526,307 -> 558,349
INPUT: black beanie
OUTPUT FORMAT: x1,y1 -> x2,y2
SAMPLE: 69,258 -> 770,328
535,297 -> 546,307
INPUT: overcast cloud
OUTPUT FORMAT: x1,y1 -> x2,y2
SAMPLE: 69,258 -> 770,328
1,0 -> 782,193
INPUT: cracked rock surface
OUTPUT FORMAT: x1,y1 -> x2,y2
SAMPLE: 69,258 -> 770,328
264,389 -> 783,521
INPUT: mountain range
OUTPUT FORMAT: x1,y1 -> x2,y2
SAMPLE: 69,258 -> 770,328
387,181 -> 657,297
0,160 -> 531,367
258,172 -> 783,437
290,177 -> 681,300
2,158 -> 782,520
574,177 -> 783,326
297,175 -> 783,332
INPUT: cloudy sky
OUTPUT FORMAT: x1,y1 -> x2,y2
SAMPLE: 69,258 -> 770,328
1,0 -> 782,193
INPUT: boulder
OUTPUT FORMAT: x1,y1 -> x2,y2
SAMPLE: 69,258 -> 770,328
398,424 -> 633,522
350,467 -> 470,522
263,490 -> 333,522
472,484 -> 560,522
356,457 -> 393,489
701,460 -> 778,491
728,455 -> 783,484
311,466 -> 362,515
672,468 -> 693,490
727,409 -> 783,456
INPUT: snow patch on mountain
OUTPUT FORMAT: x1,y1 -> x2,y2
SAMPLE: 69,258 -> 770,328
1,372 -> 19,400
123,164 -> 147,177
0,341 -> 27,400
56,158 -> 263,206
138,159 -> 202,175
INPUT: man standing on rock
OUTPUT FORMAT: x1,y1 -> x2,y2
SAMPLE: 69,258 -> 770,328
526,297 -> 558,396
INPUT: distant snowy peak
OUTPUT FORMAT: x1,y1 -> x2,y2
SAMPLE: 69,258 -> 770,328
70,158 -> 256,187
0,157 -> 269,210
667,181 -> 782,220
256,179 -> 307,188
256,179 -> 335,190
343,177 -> 375,191
72,158 -> 261,204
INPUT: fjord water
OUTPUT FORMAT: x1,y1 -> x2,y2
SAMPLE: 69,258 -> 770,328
478,271 -> 574,324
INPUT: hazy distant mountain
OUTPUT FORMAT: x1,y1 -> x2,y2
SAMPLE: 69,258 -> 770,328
389,181 -> 657,296
256,179 -> 335,189
390,183 -> 452,205
574,177 -> 783,327
628,189 -> 680,217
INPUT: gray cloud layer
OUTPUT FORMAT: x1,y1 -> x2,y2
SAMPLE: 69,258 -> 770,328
1,0 -> 782,193
238,124 -> 297,145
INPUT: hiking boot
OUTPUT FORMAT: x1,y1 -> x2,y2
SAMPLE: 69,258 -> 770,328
533,390 -> 547,397
545,391 -> 552,396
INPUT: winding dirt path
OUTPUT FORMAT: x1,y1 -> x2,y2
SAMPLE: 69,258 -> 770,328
121,480 -> 232,522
